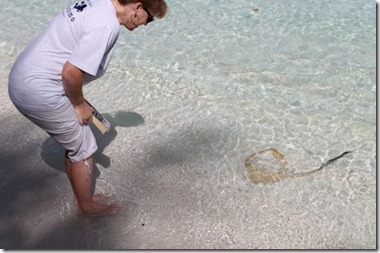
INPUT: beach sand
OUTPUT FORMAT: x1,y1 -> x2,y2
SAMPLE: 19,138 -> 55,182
0,0 -> 376,249
0,73 -> 376,249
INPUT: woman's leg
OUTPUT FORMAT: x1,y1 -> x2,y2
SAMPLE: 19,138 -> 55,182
13,97 -> 118,217
65,154 -> 119,216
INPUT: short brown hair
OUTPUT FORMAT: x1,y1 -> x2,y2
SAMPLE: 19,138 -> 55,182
117,0 -> 168,18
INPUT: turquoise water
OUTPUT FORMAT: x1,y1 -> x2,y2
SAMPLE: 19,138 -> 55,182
0,0 -> 376,249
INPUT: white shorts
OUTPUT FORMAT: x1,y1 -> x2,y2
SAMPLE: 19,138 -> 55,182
11,97 -> 98,163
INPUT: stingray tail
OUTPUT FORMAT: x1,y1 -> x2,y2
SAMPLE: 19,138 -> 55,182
291,151 -> 353,178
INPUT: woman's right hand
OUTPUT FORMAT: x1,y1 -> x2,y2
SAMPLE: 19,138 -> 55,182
74,101 -> 93,126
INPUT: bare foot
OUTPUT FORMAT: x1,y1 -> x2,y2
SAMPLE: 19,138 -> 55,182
92,193 -> 111,203
78,202 -> 120,217
73,193 -> 112,208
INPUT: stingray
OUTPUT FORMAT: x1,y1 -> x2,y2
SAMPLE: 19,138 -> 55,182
245,148 -> 352,184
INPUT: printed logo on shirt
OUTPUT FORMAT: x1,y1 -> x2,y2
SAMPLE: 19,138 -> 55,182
63,0 -> 93,22
74,2 -> 87,12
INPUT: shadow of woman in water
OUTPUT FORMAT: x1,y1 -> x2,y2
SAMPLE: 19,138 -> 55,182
40,110 -> 145,185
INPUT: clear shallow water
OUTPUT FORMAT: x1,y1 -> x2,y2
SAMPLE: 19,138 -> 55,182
0,0 -> 376,249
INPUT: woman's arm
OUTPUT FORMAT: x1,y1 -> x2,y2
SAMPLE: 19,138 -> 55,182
62,61 -> 93,125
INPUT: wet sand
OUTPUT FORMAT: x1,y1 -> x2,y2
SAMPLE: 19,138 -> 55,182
0,76 -> 376,249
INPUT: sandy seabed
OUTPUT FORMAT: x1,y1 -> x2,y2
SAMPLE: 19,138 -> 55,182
0,1 -> 376,247
0,68 -> 376,249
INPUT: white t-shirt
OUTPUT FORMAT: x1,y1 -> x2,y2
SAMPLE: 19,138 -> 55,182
9,0 -> 120,110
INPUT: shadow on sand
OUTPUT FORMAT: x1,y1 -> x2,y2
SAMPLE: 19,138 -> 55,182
0,111 -> 144,249
40,110 -> 145,175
